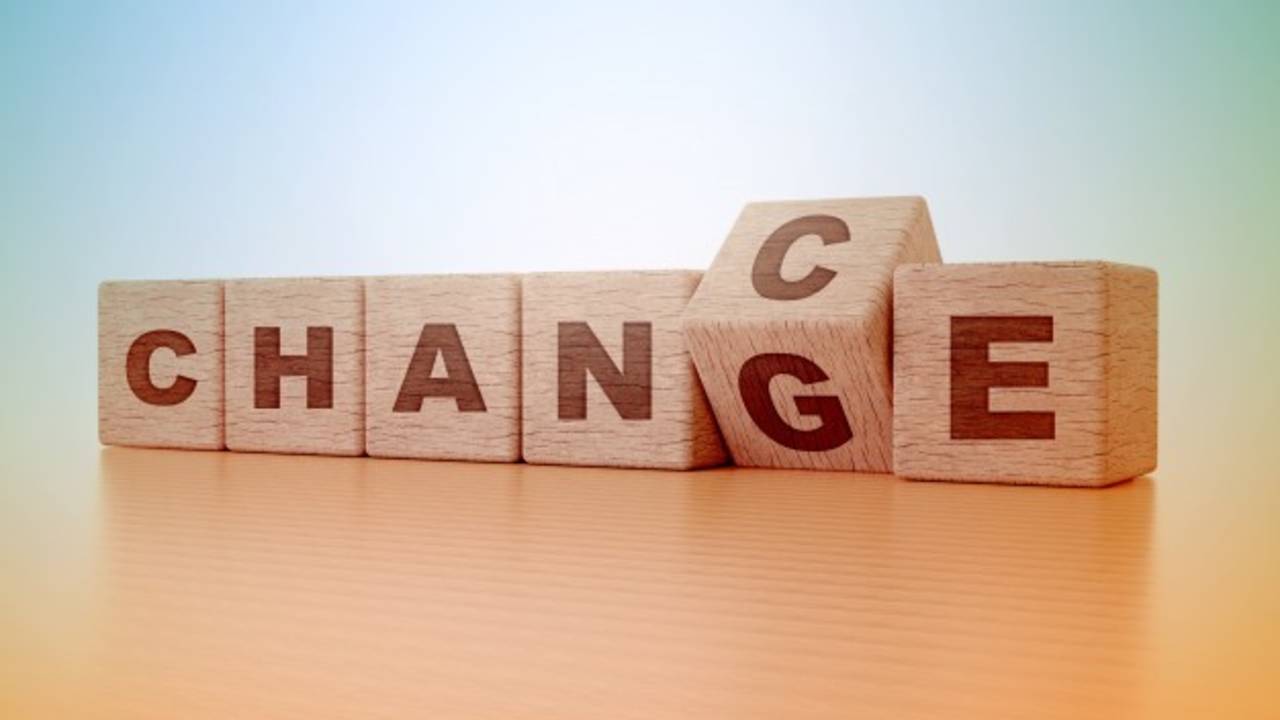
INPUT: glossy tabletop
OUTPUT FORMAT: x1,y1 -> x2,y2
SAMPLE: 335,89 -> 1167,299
3,445 -> 1277,719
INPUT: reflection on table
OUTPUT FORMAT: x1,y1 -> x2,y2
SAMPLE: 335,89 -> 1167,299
78,447 -> 1155,719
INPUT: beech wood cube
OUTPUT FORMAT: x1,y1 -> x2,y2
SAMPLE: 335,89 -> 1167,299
522,270 -> 726,469
365,274 -> 520,462
893,261 -> 1158,486
225,277 -> 364,456
98,280 -> 224,449
683,197 -> 941,471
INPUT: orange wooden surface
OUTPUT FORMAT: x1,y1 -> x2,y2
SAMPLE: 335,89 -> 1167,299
3,447 -> 1276,719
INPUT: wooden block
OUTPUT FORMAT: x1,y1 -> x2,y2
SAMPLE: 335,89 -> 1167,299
683,197 -> 941,471
225,277 -> 364,456
365,274 -> 520,462
98,280 -> 224,449
521,270 -> 727,469
893,261 -> 1158,486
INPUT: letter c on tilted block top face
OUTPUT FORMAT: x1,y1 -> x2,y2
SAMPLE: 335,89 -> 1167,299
750,214 -> 851,300
683,197 -> 942,471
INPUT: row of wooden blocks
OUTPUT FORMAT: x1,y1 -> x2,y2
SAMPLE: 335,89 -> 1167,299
99,197 -> 1158,486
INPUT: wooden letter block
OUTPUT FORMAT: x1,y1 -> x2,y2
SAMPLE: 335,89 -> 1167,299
683,197 -> 941,471
365,274 -> 520,462
893,261 -> 1158,486
522,271 -> 726,469
225,278 -> 364,456
98,280 -> 224,449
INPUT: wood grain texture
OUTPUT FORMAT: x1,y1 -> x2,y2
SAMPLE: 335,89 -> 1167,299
365,274 -> 520,462
893,261 -> 1158,486
683,196 -> 941,472
522,271 -> 726,469
225,277 -> 364,456
98,280 -> 224,449
1104,265 -> 1160,481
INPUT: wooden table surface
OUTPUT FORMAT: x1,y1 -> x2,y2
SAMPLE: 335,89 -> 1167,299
3,446 -> 1276,719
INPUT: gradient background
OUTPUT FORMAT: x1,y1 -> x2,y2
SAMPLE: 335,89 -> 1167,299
2,1 -> 1278,713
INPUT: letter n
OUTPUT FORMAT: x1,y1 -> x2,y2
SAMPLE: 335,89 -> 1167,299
557,322 -> 652,420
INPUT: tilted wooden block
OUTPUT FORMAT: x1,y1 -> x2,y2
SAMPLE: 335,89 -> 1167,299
521,271 -> 727,469
225,277 -> 364,456
893,262 -> 1158,487
98,280 -> 224,449
683,197 -> 941,471
365,274 -> 520,462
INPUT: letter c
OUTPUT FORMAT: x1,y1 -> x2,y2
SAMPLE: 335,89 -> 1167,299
750,214 -> 851,300
126,330 -> 199,406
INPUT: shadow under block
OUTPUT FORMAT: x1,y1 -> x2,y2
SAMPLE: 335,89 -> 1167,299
98,280 -> 224,449
521,271 -> 727,469
893,262 -> 1158,487
225,277 -> 364,456
365,274 -> 520,461
682,197 -> 941,472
